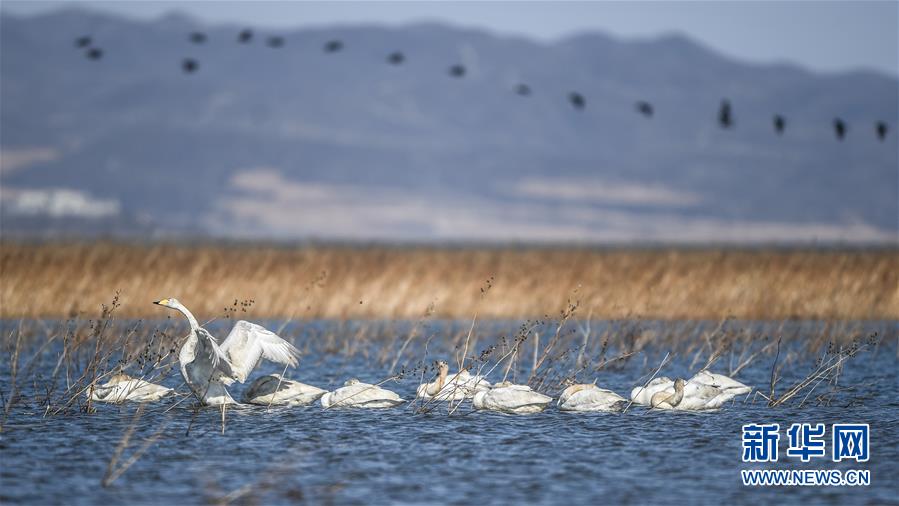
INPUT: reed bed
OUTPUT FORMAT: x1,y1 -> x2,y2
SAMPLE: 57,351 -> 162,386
1,242 -> 897,320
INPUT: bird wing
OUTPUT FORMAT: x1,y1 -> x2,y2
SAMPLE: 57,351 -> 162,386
563,388 -> 626,411
196,328 -> 236,379
220,320 -> 300,382
489,387 -> 551,409
327,383 -> 403,407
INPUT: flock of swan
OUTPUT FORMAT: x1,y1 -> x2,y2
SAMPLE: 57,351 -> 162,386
88,299 -> 752,414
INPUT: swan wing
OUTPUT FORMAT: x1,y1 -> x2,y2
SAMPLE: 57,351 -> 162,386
243,374 -> 326,405
690,371 -> 752,395
196,328 -> 235,379
561,388 -> 626,411
701,391 -> 739,409
221,321 -> 300,382
486,386 -> 552,410
325,383 -> 404,408
91,378 -> 172,403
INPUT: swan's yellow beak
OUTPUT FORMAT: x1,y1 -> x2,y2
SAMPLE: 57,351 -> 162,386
153,298 -> 169,307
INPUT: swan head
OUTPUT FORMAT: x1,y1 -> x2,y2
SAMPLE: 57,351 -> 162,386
344,378 -> 361,386
494,381 -> 513,388
154,298 -> 200,328
674,378 -> 686,391
436,360 -> 449,376
154,297 -> 180,309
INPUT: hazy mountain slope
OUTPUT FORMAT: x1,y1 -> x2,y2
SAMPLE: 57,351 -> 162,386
1,9 -> 896,241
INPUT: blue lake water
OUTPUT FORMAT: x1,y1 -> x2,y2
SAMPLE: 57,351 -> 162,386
1,319 -> 896,505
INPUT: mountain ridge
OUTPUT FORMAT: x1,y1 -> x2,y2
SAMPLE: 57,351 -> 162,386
1,8 -> 896,243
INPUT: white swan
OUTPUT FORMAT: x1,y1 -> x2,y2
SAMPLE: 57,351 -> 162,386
320,379 -> 404,409
689,370 -> 752,396
472,381 -> 552,414
154,298 -> 300,406
558,382 -> 626,412
650,378 -> 686,409
242,374 -> 327,406
630,376 -> 675,405
633,371 -> 752,411
89,374 -> 173,403
416,361 -> 491,401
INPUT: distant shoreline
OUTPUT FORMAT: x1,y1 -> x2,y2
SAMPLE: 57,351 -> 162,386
1,242 -> 896,320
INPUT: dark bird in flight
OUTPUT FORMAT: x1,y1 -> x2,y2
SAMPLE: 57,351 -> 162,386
267,36 -> 284,48
182,58 -> 198,74
74,36 -> 92,48
636,101 -> 654,117
189,32 -> 206,44
387,51 -> 405,65
324,40 -> 343,52
833,118 -> 846,140
718,99 -> 733,128
773,115 -> 786,135
238,29 -> 253,43
568,92 -> 585,110
86,48 -> 103,60
515,83 -> 531,96
448,64 -> 466,77
875,121 -> 889,141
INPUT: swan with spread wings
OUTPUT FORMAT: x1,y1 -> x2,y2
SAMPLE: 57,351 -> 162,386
154,298 -> 300,405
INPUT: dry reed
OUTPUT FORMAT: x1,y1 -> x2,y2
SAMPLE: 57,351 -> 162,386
2,242 -> 897,321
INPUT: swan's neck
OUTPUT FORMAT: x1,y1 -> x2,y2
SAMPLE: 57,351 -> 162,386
670,382 -> 684,406
428,367 -> 447,396
174,303 -> 200,332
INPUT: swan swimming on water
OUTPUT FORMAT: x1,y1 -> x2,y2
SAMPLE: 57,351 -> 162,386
650,378 -> 686,409
632,371 -> 752,411
89,374 -> 173,403
416,361 -> 491,401
154,298 -> 300,406
320,379 -> 405,409
472,381 -> 552,414
558,381 -> 626,412
242,374 -> 327,406
630,376 -> 675,406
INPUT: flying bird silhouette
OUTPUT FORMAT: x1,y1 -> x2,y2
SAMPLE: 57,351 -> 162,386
86,48 -> 103,60
569,92 -> 586,110
718,99 -> 733,128
324,40 -> 343,52
875,121 -> 889,141
773,115 -> 786,135
515,83 -> 531,96
238,29 -> 253,43
189,32 -> 206,44
448,64 -> 466,77
636,101 -> 654,117
182,58 -> 198,74
833,118 -> 847,140
267,36 -> 284,48
387,51 -> 405,64
74,36 -> 92,48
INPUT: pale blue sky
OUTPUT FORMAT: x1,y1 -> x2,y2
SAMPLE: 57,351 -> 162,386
3,1 -> 898,77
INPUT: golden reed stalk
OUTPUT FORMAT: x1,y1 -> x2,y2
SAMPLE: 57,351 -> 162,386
1,242 -> 896,320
